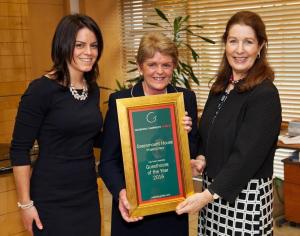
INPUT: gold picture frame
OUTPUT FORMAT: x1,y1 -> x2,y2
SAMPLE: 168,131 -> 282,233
116,93 -> 194,217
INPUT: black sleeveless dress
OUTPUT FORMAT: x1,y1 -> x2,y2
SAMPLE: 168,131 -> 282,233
10,76 -> 102,236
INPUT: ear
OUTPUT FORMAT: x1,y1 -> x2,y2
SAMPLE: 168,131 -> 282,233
259,41 -> 265,53
137,63 -> 143,75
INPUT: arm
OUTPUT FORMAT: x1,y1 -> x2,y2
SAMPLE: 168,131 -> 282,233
183,91 -> 206,176
98,93 -> 142,222
197,91 -> 213,156
10,78 -> 51,233
13,166 -> 43,234
210,83 -> 281,203
190,155 -> 206,177
98,93 -> 125,200
176,83 -> 281,213
93,88 -> 103,148
183,90 -> 199,159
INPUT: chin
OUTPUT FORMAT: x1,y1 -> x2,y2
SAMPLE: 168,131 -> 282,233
81,67 -> 93,72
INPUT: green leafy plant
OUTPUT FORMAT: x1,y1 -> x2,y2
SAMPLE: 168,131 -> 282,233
126,8 -> 215,90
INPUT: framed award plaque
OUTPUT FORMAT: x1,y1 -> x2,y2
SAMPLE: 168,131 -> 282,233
116,92 -> 194,217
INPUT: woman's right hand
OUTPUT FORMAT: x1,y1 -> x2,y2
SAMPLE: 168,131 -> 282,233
176,189 -> 213,215
20,206 -> 43,235
191,155 -> 206,176
118,189 -> 143,223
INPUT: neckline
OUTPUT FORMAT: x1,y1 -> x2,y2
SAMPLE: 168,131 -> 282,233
229,75 -> 243,85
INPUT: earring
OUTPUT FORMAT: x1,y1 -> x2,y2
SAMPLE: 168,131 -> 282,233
257,52 -> 261,59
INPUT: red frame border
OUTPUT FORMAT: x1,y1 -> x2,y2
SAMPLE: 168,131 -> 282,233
128,104 -> 184,204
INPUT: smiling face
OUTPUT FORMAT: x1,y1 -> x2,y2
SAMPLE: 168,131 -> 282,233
67,27 -> 98,77
138,51 -> 175,95
225,24 -> 262,80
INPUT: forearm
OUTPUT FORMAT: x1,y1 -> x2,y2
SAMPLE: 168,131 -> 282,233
13,165 -> 31,203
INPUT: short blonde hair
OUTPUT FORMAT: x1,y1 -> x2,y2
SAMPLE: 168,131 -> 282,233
136,32 -> 178,66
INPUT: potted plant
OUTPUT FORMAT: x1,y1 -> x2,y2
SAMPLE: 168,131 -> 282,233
123,8 -> 215,90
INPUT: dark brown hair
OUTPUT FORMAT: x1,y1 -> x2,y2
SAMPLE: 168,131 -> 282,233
50,14 -> 103,90
211,11 -> 274,94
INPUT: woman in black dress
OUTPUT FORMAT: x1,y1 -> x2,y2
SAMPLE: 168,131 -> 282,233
99,32 -> 198,236
10,14 -> 103,236
176,11 -> 281,235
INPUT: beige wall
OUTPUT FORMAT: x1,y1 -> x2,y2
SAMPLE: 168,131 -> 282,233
0,0 -> 31,143
28,0 -> 66,79
0,0 -> 67,143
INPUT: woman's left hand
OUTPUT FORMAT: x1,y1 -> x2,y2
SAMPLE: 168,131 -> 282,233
176,190 -> 213,214
118,189 -> 143,222
182,111 -> 192,133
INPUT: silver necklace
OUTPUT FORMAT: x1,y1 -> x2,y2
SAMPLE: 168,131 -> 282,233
69,81 -> 88,101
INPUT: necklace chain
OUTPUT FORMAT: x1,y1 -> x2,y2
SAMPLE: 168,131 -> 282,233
69,80 -> 88,101
229,75 -> 243,85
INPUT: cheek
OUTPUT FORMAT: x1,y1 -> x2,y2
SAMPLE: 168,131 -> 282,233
94,49 -> 99,57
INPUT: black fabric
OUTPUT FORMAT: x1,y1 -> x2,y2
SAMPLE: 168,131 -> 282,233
10,76 -> 102,236
99,80 -> 198,236
198,80 -> 281,203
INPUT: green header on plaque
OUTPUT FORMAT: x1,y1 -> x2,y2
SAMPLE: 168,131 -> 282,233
132,107 -> 179,201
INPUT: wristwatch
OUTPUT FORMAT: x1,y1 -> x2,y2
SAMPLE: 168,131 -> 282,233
207,187 -> 220,200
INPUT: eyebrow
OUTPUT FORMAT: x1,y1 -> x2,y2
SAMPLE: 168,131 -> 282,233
75,40 -> 98,44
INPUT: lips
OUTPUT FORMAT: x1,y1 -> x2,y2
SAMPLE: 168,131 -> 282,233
79,58 -> 94,63
233,57 -> 247,63
153,77 -> 165,81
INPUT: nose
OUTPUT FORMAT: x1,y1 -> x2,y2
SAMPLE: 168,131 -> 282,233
85,46 -> 92,55
237,41 -> 244,53
157,65 -> 164,74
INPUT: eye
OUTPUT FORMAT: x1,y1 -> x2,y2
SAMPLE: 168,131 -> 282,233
245,39 -> 254,45
91,43 -> 98,49
162,63 -> 172,69
228,39 -> 237,44
75,42 -> 84,49
147,63 -> 156,68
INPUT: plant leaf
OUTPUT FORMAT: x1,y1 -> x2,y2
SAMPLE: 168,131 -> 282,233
190,71 -> 199,85
173,17 -> 181,34
182,15 -> 190,23
192,24 -> 204,29
127,67 -> 138,73
197,35 -> 216,44
145,22 -> 164,28
128,60 -> 136,65
183,77 -> 191,89
186,30 -> 215,44
184,43 -> 199,62
155,8 -> 169,23
126,76 -> 140,83
179,61 -> 200,85
116,80 -> 122,89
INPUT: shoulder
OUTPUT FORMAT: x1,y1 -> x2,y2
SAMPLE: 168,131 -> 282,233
109,88 -> 132,100
250,79 -> 279,99
175,86 -> 194,94
175,86 -> 196,97
25,76 -> 60,99
245,80 -> 281,114
27,76 -> 60,93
